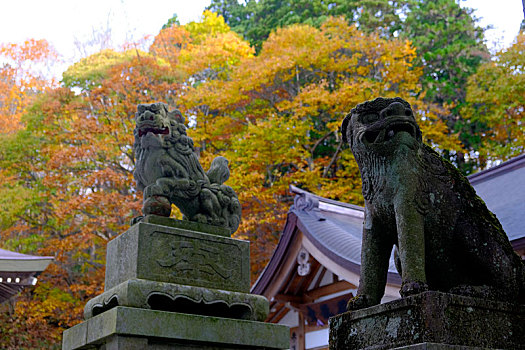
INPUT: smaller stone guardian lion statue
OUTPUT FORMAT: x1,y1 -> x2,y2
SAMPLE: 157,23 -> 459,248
133,102 -> 241,234
342,97 -> 525,310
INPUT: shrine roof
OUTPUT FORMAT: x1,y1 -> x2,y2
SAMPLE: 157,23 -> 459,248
468,153 -> 525,243
0,248 -> 53,303
252,153 -> 525,295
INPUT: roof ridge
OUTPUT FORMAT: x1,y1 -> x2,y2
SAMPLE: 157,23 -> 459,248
468,153 -> 525,184
289,185 -> 364,212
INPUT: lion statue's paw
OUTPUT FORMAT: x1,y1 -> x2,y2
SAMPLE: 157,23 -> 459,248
346,294 -> 372,311
400,280 -> 429,297
143,195 -> 171,217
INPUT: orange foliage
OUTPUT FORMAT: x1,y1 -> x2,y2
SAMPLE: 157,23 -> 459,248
0,39 -> 57,133
150,25 -> 192,68
0,48 -> 179,347
181,18 -> 462,277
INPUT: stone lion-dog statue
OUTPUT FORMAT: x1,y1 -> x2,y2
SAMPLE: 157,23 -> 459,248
133,102 -> 241,234
341,97 -> 525,310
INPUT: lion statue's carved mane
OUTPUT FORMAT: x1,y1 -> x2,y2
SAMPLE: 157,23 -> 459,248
342,97 -> 525,310
133,102 -> 241,234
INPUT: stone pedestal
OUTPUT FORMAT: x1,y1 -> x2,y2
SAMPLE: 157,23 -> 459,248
63,306 -> 288,350
63,217 -> 289,349
329,291 -> 525,350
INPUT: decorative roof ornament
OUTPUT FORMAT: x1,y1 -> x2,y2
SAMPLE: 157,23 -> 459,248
291,192 -> 325,221
297,248 -> 311,276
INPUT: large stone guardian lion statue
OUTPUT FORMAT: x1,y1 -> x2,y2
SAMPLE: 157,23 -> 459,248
341,97 -> 525,310
133,102 -> 241,234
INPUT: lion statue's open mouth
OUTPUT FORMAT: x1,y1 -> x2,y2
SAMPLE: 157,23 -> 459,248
135,104 -> 173,139
137,125 -> 169,137
344,98 -> 422,152
362,118 -> 417,144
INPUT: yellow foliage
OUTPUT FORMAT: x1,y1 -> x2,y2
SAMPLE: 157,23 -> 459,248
0,39 -> 57,133
185,10 -> 231,44
181,17 -> 462,278
179,31 -> 254,80
462,33 -> 525,163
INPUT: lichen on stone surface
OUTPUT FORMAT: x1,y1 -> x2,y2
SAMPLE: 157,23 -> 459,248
133,102 -> 241,234
342,97 -> 525,310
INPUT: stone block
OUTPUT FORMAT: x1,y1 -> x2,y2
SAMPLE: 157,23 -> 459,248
61,320 -> 88,350
391,343 -> 486,349
329,291 -> 525,350
84,278 -> 269,321
141,215 -> 231,237
62,306 -> 289,350
105,222 -> 250,292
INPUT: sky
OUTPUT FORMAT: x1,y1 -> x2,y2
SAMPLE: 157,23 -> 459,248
0,0 -> 523,78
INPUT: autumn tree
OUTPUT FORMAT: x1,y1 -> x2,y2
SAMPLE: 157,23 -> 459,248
151,10 -> 253,83
0,12 -> 464,345
182,18 -> 461,276
0,39 -> 57,133
0,13 -> 254,346
401,0 -> 488,172
461,33 -> 525,166
0,47 -> 180,348
206,0 -> 489,171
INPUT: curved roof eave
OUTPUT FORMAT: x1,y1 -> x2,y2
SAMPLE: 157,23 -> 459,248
293,208 -> 401,286
0,249 -> 53,273
251,213 -> 300,295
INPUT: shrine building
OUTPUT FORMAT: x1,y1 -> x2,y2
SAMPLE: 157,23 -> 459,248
0,248 -> 53,304
252,153 -> 525,350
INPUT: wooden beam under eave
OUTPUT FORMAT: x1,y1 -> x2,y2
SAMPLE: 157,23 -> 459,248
274,293 -> 312,304
292,259 -> 321,295
304,280 -> 356,300
298,311 -> 306,350
268,304 -> 289,323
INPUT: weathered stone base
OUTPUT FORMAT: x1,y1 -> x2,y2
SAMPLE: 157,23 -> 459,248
105,222 -> 250,293
140,215 -> 231,238
63,306 -> 289,350
391,343 -> 493,349
329,291 -> 525,350
84,278 -> 268,321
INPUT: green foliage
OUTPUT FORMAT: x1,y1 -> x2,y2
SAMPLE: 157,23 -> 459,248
400,0 -> 489,172
354,0 -> 408,35
462,33 -> 525,166
402,0 -> 488,106
0,185 -> 40,229
162,13 -> 181,29
62,49 -> 144,89
207,0 -> 410,52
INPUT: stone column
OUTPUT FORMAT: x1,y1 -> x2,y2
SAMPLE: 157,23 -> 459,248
63,216 -> 289,350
